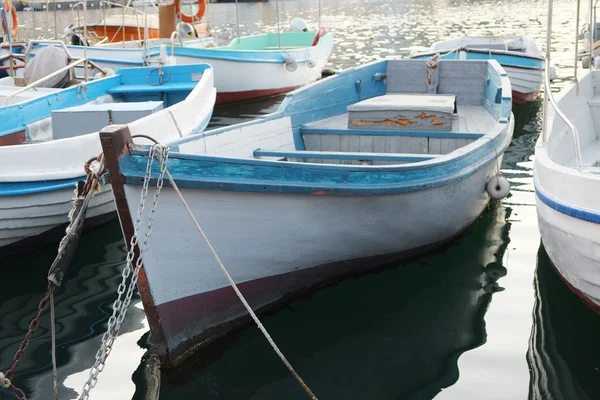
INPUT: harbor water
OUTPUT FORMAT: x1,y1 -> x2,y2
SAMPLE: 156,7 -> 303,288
3,0 -> 599,399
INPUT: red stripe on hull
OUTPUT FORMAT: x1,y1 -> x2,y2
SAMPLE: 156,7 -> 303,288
0,130 -> 25,146
550,260 -> 600,314
216,85 -> 302,105
512,90 -> 540,105
148,228 -> 474,367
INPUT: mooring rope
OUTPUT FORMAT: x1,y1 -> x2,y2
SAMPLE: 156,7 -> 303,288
154,147 -> 318,400
50,292 -> 58,400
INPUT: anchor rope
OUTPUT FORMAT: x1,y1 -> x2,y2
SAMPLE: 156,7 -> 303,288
154,146 -> 318,400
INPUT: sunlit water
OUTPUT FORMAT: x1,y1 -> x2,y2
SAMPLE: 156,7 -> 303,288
2,0 -> 599,399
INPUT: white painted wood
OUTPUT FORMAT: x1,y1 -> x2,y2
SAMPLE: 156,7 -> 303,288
503,66 -> 543,94
36,36 -> 334,95
535,68 -> 600,309
0,184 -> 114,247
0,67 -> 216,251
180,117 -> 294,158
127,158 -> 500,307
0,69 -> 215,182
428,35 -> 543,58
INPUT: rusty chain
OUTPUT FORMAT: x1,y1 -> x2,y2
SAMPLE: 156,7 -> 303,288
2,152 -> 106,400
1,283 -> 55,400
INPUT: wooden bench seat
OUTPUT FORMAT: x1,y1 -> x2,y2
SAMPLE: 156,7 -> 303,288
107,81 -> 197,95
253,149 -> 441,162
299,127 -> 484,139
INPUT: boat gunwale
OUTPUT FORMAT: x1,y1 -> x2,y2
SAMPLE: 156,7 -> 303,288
120,116 -> 514,195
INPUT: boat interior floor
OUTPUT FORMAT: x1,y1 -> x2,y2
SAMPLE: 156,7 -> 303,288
253,104 -> 497,166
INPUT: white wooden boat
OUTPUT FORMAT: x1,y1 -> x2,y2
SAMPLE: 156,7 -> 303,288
25,29 -> 334,105
0,64 -> 215,256
100,58 -> 514,367
414,36 -> 546,104
534,0 -> 600,312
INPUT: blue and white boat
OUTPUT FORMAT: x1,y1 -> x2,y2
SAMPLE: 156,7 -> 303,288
535,0 -> 600,313
413,36 -> 547,104
0,63 -> 215,256
21,27 -> 333,105
100,58 -> 514,367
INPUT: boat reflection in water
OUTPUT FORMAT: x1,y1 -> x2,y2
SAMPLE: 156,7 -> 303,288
0,222 -> 145,400
144,204 -> 511,399
528,246 -> 600,400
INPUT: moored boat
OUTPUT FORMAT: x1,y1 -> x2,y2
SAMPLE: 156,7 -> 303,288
0,63 -> 215,256
28,29 -> 333,105
100,57 -> 514,367
413,36 -> 548,105
534,0 -> 600,312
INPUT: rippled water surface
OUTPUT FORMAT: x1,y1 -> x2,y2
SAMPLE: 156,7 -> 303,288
3,0 -> 599,399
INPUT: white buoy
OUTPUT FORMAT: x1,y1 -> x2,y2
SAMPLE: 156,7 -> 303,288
284,54 -> 297,72
306,59 -> 316,68
290,17 -> 309,32
93,68 -> 115,80
486,175 -> 510,200
582,55 -> 592,69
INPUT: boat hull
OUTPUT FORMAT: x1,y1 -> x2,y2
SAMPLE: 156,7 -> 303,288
504,65 -> 542,104
536,197 -> 600,312
125,156 -> 501,366
30,34 -> 334,105
0,183 -> 115,252
413,51 -> 543,104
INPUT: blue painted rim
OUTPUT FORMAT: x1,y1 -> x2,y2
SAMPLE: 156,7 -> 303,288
536,183 -> 600,224
0,177 -> 81,197
121,120 -> 513,196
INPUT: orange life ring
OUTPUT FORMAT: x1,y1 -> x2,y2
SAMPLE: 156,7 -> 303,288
175,0 -> 207,24
1,2 -> 17,39
312,27 -> 325,46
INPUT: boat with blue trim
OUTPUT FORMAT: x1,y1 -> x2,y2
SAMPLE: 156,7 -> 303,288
22,21 -> 333,105
0,63 -> 215,256
100,57 -> 514,367
535,0 -> 600,314
413,36 -> 549,105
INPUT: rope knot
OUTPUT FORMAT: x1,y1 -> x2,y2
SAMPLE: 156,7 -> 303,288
0,372 -> 12,388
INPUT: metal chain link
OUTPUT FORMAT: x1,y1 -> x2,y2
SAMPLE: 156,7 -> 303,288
5,285 -> 54,380
79,145 -> 169,400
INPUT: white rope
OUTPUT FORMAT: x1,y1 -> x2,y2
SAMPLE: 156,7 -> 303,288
155,148 -> 317,400
425,53 -> 440,88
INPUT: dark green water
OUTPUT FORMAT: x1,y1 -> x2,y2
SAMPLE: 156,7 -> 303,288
3,0 -> 600,399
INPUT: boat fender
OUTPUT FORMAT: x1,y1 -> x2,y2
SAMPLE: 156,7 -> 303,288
284,54 -> 297,72
594,57 -> 600,70
290,17 -> 309,32
93,68 -> 115,80
312,27 -> 325,46
582,55 -> 592,69
486,175 -> 510,200
306,59 -> 316,68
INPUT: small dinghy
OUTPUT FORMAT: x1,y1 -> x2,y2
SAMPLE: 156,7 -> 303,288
0,63 -> 215,256
413,35 -> 548,105
535,1 -> 600,312
100,57 -> 514,366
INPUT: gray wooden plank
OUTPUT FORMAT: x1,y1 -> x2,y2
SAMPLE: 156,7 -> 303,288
359,134 -> 374,152
348,135 -> 361,152
303,134 -> 322,151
